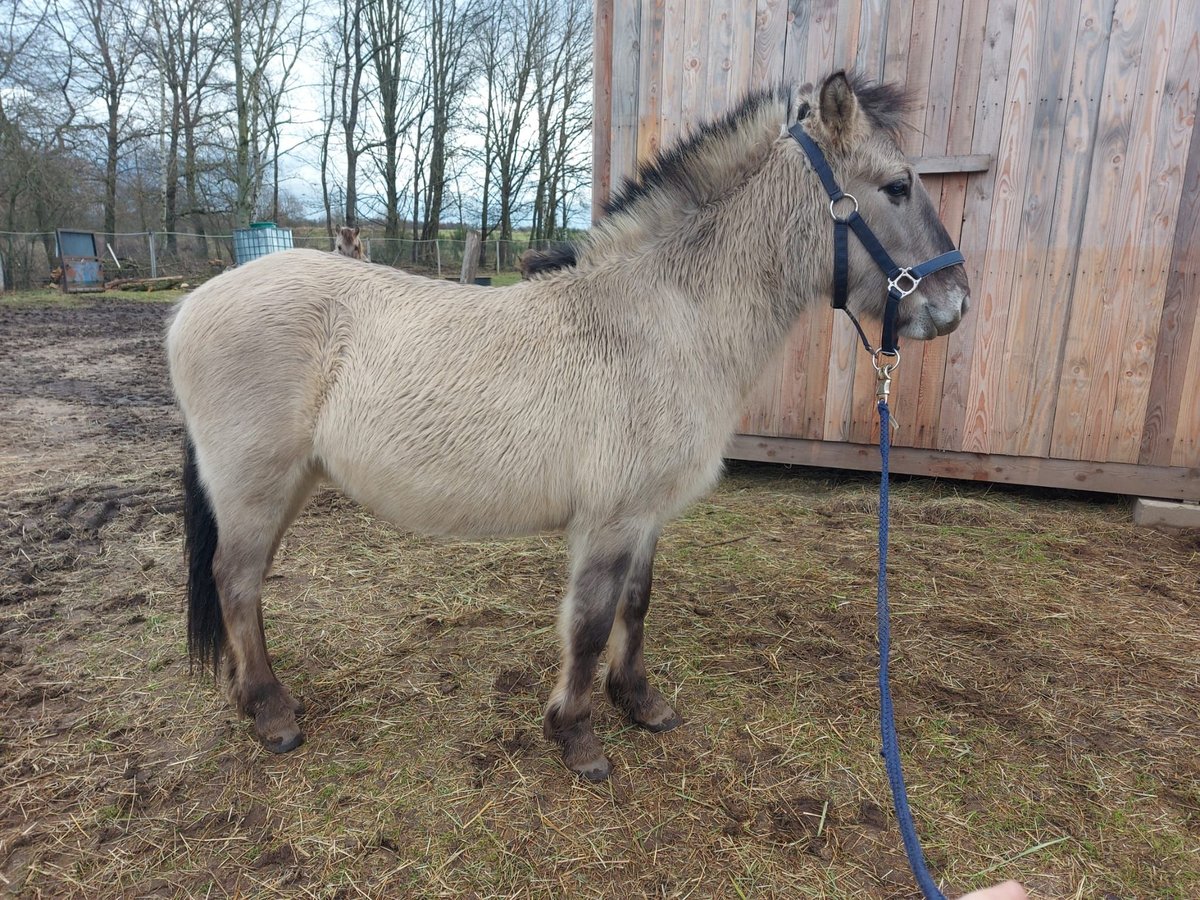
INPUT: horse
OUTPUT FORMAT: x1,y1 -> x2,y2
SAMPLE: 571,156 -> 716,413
334,225 -> 367,260
167,72 -> 969,781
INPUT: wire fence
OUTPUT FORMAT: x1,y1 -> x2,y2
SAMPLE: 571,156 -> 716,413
0,229 -> 556,290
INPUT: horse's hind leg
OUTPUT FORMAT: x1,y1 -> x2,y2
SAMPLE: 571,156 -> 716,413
544,520 -> 651,781
603,530 -> 682,732
210,462 -> 316,753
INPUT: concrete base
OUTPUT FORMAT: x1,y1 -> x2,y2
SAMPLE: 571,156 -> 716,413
1132,498 -> 1200,531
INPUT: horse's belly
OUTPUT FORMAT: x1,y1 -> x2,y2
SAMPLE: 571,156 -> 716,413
316,439 -> 573,539
354,479 -> 570,538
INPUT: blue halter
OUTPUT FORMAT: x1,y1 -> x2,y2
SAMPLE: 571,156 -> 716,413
788,123 -> 965,360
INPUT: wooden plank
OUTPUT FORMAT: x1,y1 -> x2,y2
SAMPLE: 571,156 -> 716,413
727,434 -> 1200,501
1002,0 -> 1115,458
911,154 -> 993,174
729,0 -> 757,99
938,0 -> 1019,451
1142,86 -> 1200,466
608,0 -> 644,200
960,0 -> 1043,455
803,0 -> 838,84
705,0 -> 735,117
658,0 -> 687,148
1174,292 -> 1200,467
993,0 -> 1085,455
882,0 -> 915,84
591,0 -> 615,219
636,0 -> 666,167
781,0 -> 813,84
833,0 -> 860,69
852,0 -> 888,77
1105,15 -> 1199,462
752,0 -> 788,86
1078,1 -> 1178,461
1050,0 -> 1154,459
680,0 -> 712,136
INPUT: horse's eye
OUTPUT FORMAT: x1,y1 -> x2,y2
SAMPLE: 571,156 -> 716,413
883,180 -> 910,199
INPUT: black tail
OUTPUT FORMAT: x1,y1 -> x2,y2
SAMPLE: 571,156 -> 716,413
183,436 -> 223,675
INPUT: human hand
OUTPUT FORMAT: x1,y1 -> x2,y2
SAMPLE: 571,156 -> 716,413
958,881 -> 1028,900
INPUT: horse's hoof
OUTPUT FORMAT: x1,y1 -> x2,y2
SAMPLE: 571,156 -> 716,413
571,756 -> 612,782
253,701 -> 304,754
639,710 -> 683,733
262,730 -> 305,754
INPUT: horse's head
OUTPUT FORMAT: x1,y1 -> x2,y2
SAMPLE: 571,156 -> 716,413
786,72 -> 970,340
335,225 -> 363,260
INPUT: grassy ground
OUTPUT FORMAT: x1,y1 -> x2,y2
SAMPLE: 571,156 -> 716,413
0,297 -> 1197,898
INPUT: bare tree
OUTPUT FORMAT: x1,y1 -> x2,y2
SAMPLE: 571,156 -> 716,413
1,1 -> 83,284
333,0 -> 371,227
531,0 -> 591,244
146,0 -> 227,253
477,1 -> 540,263
225,0 -> 308,226
53,0 -> 148,242
418,0 -> 480,246
363,0 -> 421,240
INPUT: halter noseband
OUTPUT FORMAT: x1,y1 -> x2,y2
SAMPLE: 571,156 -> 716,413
788,123 -> 965,366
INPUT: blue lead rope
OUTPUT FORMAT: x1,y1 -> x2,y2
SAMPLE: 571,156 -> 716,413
877,398 -> 947,900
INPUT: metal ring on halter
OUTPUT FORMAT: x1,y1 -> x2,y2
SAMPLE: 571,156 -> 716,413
872,347 -> 901,375
829,193 -> 858,223
888,268 -> 920,298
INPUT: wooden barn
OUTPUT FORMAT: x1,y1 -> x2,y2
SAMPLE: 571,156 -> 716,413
592,0 -> 1200,501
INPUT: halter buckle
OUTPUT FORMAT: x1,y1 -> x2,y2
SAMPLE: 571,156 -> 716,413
888,268 -> 920,298
829,193 -> 858,223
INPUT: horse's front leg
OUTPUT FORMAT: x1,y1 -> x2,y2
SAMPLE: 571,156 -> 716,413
603,530 -> 682,732
544,522 -> 647,781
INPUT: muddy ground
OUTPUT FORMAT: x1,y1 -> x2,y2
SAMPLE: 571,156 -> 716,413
1,295 -> 1197,898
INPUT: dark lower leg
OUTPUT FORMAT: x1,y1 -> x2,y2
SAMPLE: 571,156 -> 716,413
214,542 -> 303,753
544,542 -> 632,781
604,537 -> 681,732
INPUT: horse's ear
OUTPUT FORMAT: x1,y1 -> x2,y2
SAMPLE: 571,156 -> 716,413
353,226 -> 360,237
818,71 -> 860,145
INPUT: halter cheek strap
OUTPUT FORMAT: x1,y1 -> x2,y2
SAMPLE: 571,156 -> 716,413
787,123 -> 965,358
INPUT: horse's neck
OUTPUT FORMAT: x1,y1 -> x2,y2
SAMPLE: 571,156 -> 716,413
663,161 -> 829,399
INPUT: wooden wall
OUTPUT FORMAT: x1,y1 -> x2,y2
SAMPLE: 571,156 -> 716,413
593,0 -> 1200,499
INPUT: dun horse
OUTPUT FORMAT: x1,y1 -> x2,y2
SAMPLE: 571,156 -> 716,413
334,225 -> 367,260
168,73 -> 969,780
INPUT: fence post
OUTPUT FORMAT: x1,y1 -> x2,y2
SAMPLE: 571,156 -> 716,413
460,231 -> 480,284
435,239 -> 442,277
365,238 -> 371,261
148,231 -> 158,278
0,250 -> 6,293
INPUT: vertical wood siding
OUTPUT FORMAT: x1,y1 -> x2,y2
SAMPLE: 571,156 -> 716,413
594,0 -> 1200,495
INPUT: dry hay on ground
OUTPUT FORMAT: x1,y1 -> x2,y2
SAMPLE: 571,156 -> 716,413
1,295 -> 1197,898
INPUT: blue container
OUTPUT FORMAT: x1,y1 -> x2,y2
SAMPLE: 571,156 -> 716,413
233,225 -> 294,265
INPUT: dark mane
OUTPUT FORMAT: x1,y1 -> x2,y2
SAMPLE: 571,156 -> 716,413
603,85 -> 790,217
846,72 -> 910,141
602,74 -> 909,221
